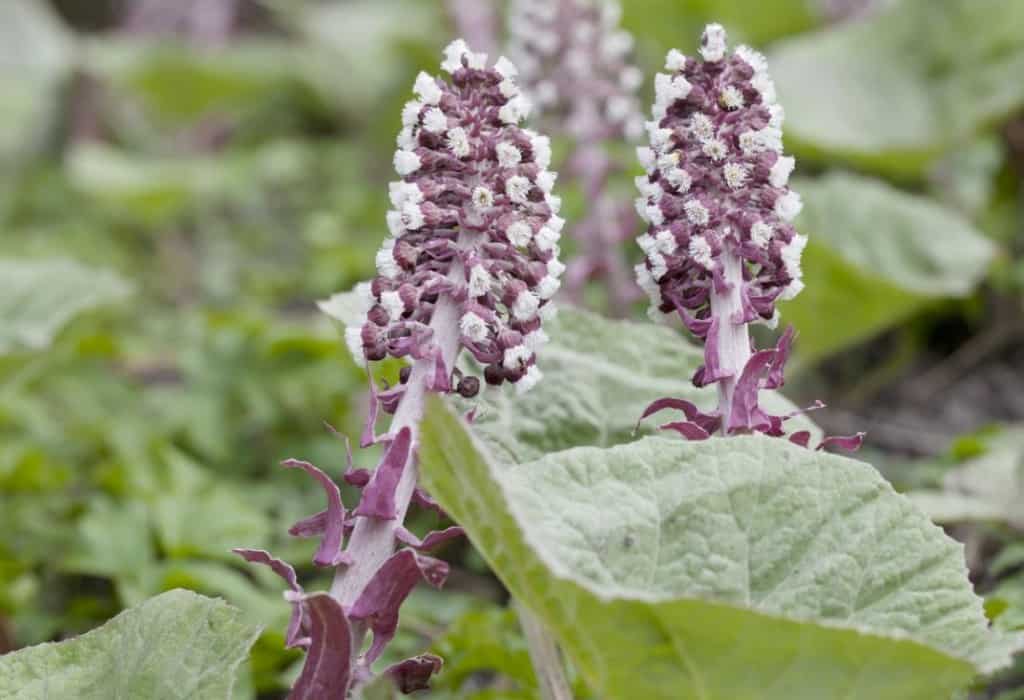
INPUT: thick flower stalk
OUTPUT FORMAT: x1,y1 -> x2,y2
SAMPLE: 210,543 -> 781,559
508,0 -> 644,315
234,40 -> 564,697
634,24 -> 862,450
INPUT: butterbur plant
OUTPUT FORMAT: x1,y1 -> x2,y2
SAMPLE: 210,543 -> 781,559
508,0 -> 644,315
633,24 -> 861,449
235,40 -> 565,697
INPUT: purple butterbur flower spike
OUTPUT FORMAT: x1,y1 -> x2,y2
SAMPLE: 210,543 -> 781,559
236,39 -> 564,698
634,24 -> 863,451
508,0 -> 645,316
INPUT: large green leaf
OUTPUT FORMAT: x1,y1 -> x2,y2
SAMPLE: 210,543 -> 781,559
782,172 -> 996,363
420,401 -> 1023,700
771,0 -> 1024,178
0,589 -> 261,699
0,258 -> 132,355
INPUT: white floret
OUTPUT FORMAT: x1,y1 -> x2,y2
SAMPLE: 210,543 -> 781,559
468,265 -> 492,297
422,107 -> 448,134
537,275 -> 560,299
413,72 -> 442,105
535,170 -> 557,193
770,156 -> 795,188
655,230 -> 678,255
503,343 -> 532,370
506,220 -> 534,247
494,55 -> 518,78
700,23 -> 728,62
723,162 -> 750,190
401,202 -> 425,230
529,132 -> 552,169
516,365 -> 543,394
684,199 -> 710,226
460,312 -> 489,342
441,39 -> 470,73
750,221 -> 773,249
781,233 -> 807,280
393,149 -> 421,176
376,245 -> 401,279
446,127 -> 470,158
512,290 -> 540,320
506,175 -> 532,204
535,226 -> 559,252
345,327 -> 364,362
688,235 -> 714,269
774,191 -> 803,221
402,100 -> 423,127
665,49 -> 686,71
472,186 -> 495,210
380,290 -> 404,320
496,141 -> 522,168
666,168 -> 692,192
524,328 -> 549,351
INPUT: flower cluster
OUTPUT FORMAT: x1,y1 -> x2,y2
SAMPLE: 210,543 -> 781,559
507,0 -> 644,314
507,0 -> 643,142
235,42 -> 564,697
348,39 -> 565,395
634,25 -> 861,451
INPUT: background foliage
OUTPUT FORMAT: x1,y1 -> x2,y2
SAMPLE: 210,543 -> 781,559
1,0 -> 1022,697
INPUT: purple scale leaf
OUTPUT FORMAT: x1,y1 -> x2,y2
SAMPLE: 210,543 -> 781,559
765,326 -> 795,390
395,525 -> 465,551
289,510 -> 328,538
231,548 -> 307,649
412,487 -> 449,518
348,549 -> 449,666
726,350 -> 776,433
817,433 -> 866,452
353,427 -> 413,520
384,654 -> 444,694
288,593 -> 353,700
661,421 -> 711,441
789,431 -> 811,448
282,459 -> 349,567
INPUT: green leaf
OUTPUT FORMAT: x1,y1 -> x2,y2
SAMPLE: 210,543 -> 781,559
0,0 -> 72,163
771,0 -> 1024,177
0,589 -> 261,699
908,427 -> 1024,529
420,401 -> 1023,700
0,258 -> 132,355
782,173 -> 996,363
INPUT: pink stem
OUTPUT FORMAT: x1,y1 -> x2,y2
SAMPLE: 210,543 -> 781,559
710,245 -> 752,430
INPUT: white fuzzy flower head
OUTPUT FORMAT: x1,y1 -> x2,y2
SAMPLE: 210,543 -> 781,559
460,312 -> 489,343
380,290 -> 404,320
665,49 -> 687,71
446,127 -> 470,158
496,142 -> 522,168
472,186 -> 495,210
699,23 -> 728,62
506,175 -> 532,204
719,85 -> 744,110
688,235 -> 714,269
468,265 -> 492,297
516,365 -> 543,394
723,162 -> 750,190
414,72 -> 442,105
774,191 -> 803,222
770,156 -> 795,188
422,107 -> 447,134
345,327 -> 364,362
393,149 -> 421,176
506,220 -> 533,247
750,221 -> 773,249
684,199 -> 710,226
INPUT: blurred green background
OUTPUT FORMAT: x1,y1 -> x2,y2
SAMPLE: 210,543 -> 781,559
0,0 -> 1022,697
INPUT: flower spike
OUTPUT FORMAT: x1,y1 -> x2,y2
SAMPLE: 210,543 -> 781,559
236,41 -> 564,697
635,24 -> 863,449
